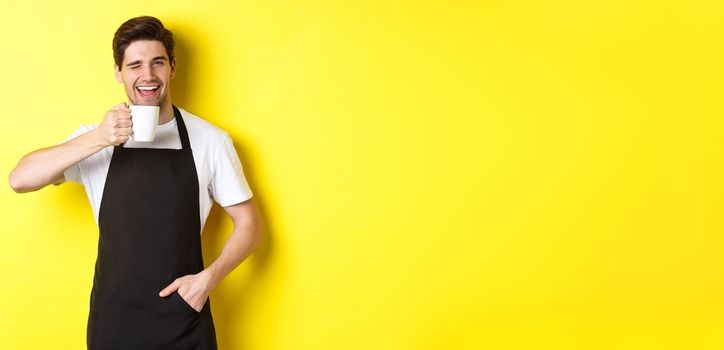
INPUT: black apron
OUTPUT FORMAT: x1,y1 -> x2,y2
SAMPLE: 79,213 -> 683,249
87,105 -> 218,349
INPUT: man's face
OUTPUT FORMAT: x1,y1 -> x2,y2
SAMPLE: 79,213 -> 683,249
115,40 -> 175,106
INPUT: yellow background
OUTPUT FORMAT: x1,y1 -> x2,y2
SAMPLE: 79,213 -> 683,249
1,0 -> 724,349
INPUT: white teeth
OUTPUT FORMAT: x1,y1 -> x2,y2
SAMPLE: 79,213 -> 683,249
137,86 -> 159,91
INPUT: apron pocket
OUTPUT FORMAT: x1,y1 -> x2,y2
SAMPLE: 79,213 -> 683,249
173,291 -> 202,315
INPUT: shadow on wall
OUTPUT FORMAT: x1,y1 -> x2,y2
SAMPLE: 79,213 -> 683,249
201,144 -> 274,350
172,32 -> 276,350
170,35 -> 190,109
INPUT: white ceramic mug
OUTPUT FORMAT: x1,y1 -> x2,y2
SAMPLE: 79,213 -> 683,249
129,105 -> 160,142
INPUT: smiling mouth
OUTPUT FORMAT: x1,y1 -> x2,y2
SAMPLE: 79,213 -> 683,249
136,85 -> 160,98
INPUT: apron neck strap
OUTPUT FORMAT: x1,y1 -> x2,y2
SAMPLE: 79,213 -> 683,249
172,105 -> 192,151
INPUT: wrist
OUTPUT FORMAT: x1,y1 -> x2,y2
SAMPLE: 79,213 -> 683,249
201,265 -> 223,292
85,128 -> 110,148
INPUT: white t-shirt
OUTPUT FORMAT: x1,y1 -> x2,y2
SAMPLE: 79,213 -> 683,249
63,107 -> 253,232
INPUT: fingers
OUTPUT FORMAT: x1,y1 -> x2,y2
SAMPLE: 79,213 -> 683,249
117,119 -> 133,128
113,102 -> 130,112
115,110 -> 131,121
105,110 -> 130,124
108,116 -> 132,146
159,279 -> 180,297
115,126 -> 133,135
107,108 -> 132,128
112,135 -> 130,145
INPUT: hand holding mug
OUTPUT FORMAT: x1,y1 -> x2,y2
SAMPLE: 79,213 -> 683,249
98,102 -> 133,147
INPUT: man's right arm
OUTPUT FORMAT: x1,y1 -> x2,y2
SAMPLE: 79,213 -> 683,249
8,103 -> 133,193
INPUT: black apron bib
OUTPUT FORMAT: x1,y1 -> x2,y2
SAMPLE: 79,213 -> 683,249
87,105 -> 217,349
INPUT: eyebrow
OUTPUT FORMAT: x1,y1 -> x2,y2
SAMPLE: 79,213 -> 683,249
125,56 -> 168,67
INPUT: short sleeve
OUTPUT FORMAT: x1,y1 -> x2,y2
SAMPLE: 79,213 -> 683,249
209,134 -> 254,206
62,124 -> 97,184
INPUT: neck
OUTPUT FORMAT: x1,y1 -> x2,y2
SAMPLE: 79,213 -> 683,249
158,97 -> 174,125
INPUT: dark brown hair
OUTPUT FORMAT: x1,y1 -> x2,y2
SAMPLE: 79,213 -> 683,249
112,16 -> 174,69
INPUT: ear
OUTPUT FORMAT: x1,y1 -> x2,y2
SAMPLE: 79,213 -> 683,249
170,58 -> 176,80
114,64 -> 122,83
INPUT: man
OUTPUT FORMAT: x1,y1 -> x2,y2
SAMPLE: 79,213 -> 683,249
8,16 -> 261,349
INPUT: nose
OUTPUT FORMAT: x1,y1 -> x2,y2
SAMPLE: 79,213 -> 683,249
140,64 -> 154,81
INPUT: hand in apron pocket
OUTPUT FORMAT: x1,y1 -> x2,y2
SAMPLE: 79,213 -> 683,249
173,291 -> 203,314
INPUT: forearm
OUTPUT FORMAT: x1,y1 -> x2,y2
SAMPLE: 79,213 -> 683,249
204,218 -> 261,290
9,129 -> 108,192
